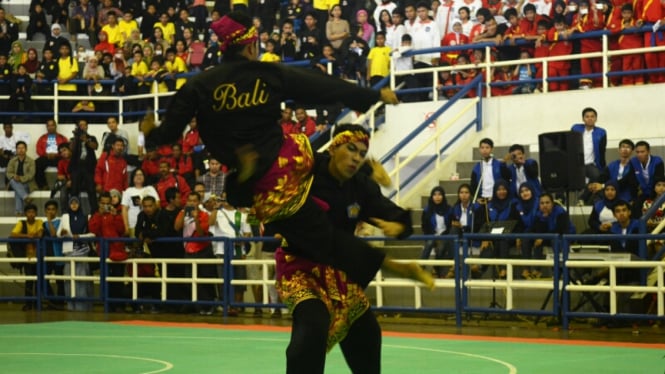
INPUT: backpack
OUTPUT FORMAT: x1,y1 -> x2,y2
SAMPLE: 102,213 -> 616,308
7,220 -> 27,270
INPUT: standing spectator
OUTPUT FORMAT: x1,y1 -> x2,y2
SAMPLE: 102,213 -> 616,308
0,7 -> 19,56
35,119 -> 68,190
420,186 -> 454,278
121,168 -> 160,236
69,119 -> 99,214
189,0 -> 209,34
156,187 -> 187,305
174,8 -> 195,41
94,137 -> 128,193
34,49 -> 58,120
27,3 -> 50,41
470,138 -> 511,201
355,9 -> 375,47
58,196 -> 95,312
96,0 -> 122,31
10,203 -> 43,310
53,142 -> 72,210
43,199 -> 65,305
635,0 -> 665,83
294,106 -> 317,137
506,143 -> 542,197
118,10 -> 139,46
174,191 -> 216,315
375,1 -> 398,33
0,121 -> 17,169
155,159 -> 191,208
154,12 -> 176,45
631,140 -> 665,201
71,0 -> 97,44
132,195 -> 162,312
56,41 -> 79,116
168,143 -> 195,187
571,107 -> 607,201
366,31 -> 391,86
435,0 -> 456,36
88,191 -> 128,312
101,116 -> 129,153
611,3 -> 644,86
197,157 -> 226,197
411,2 -> 441,99
9,64 -> 33,118
140,4 -> 159,41
545,15 -> 573,91
101,11 -> 123,47
385,9 -> 406,50
573,0 -> 604,88
326,5 -> 350,51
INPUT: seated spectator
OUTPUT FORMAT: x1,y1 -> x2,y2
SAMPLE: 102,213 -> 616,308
23,48 -> 40,79
101,116 -> 129,153
154,12 -> 176,45
420,186 -> 454,278
95,30 -> 117,55
169,143 -> 195,188
478,180 -> 518,278
7,141 -> 37,216
588,139 -> 637,204
608,200 -> 641,285
71,0 -> 97,44
83,56 -> 106,94
530,193 -> 576,278
640,176 -> 665,231
95,137 -> 128,193
587,181 -> 619,234
35,119 -> 68,190
279,107 -> 298,135
27,3 -> 50,41
0,54 -> 9,118
514,182 -> 539,279
57,196 -> 96,312
260,39 -> 281,62
8,41 -> 27,72
201,33 -> 221,70
122,168 -> 160,236
10,203 -> 43,310
512,51 -> 537,94
43,24 -> 68,60
140,4 -> 159,42
51,0 -> 69,28
119,10 -> 139,46
441,20 -> 469,65
294,106 -> 317,137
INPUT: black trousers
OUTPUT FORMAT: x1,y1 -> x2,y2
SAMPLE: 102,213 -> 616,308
35,156 -> 59,189
184,245 -> 216,304
286,299 -> 381,374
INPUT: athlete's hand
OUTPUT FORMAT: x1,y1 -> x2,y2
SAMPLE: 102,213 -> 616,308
141,112 -> 156,137
380,87 -> 399,105
367,158 -> 392,188
236,144 -> 259,183
370,217 -> 405,237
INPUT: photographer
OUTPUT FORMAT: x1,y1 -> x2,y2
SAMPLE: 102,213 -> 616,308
70,119 -> 99,214
174,191 -> 216,315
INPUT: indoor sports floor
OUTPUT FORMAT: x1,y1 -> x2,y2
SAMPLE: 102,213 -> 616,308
1,317 -> 664,373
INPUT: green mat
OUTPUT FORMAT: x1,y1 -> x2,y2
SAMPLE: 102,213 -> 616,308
0,321 -> 662,373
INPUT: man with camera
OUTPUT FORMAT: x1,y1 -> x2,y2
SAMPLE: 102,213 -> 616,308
505,143 -> 542,198
174,191 -> 217,315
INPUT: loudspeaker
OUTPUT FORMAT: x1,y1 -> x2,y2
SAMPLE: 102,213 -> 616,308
538,131 -> 585,191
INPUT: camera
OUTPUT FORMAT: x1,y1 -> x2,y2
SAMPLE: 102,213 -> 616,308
185,206 -> 195,216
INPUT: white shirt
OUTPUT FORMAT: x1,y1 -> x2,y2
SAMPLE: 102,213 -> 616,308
460,204 -> 469,227
385,23 -> 406,50
122,186 -> 160,229
452,0 -> 483,21
583,129 -> 595,165
373,2 -> 397,33
435,213 -> 447,234
598,206 -> 617,225
0,133 -> 18,153
410,19 -> 441,64
393,46 -> 414,71
211,208 -> 251,256
481,159 -> 495,198
514,164 -> 527,192
434,2 -> 455,36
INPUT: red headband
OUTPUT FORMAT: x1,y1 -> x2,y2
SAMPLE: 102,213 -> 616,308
211,16 -> 258,54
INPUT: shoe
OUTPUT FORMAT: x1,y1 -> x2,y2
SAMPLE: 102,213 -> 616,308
498,269 -> 507,279
227,307 -> 240,317
531,271 -> 542,279
521,270 -> 532,279
271,309 -> 282,318
199,307 -> 214,316
150,305 -> 161,314
253,308 -> 263,316
470,265 -> 482,279
444,270 -> 455,279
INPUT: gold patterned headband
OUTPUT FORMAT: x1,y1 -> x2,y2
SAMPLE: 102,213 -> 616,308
330,130 -> 370,148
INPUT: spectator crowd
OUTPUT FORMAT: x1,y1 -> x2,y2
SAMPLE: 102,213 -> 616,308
1,0 -> 664,118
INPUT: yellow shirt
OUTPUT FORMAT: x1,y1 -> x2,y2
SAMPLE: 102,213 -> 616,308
57,57 -> 80,92
165,57 -> 187,89
11,219 -> 44,258
367,45 -> 392,78
260,52 -> 281,63
154,22 -> 176,45
131,60 -> 149,86
118,19 -> 139,46
102,23 -> 122,46
147,69 -> 169,93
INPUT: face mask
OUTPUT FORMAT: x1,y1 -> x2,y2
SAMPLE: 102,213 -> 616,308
579,8 -> 588,15
155,50 -> 163,55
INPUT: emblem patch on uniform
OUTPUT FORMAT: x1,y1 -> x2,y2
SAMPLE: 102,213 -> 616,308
347,203 -> 361,219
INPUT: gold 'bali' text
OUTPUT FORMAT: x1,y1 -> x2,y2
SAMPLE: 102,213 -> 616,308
212,79 -> 269,111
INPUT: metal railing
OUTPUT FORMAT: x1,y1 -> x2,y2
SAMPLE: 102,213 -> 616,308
2,233 -> 664,328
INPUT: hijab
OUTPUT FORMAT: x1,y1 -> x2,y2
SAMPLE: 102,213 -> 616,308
427,186 -> 449,215
24,48 -> 40,73
8,41 -> 27,72
518,182 -> 537,213
490,179 -> 512,213
67,196 -> 88,235
602,179 -> 619,210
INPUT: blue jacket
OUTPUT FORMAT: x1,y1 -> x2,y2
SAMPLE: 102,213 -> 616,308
421,205 -> 452,235
571,124 -> 607,169
509,158 -> 542,197
488,198 -> 517,222
515,199 -> 538,232
609,219 -> 640,254
470,158 -> 511,198
450,202 -> 482,233
532,204 -> 576,235
630,155 -> 665,198
604,159 -> 637,202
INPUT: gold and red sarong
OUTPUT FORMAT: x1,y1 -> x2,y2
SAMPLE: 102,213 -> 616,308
274,248 -> 370,352
252,133 -> 314,224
